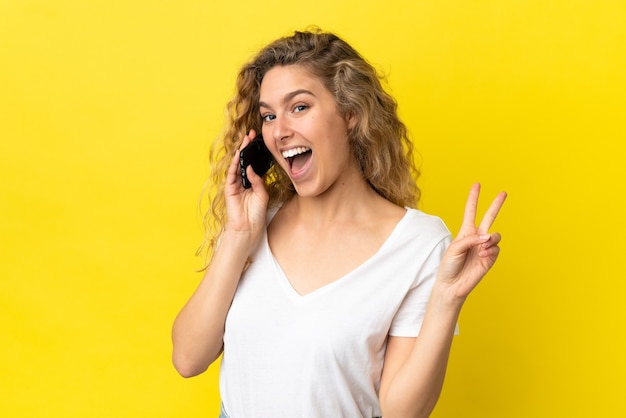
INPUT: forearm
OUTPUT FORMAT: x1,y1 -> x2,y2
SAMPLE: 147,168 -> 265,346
381,286 -> 463,418
171,231 -> 253,377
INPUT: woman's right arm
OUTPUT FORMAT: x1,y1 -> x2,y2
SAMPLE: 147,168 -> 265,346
171,131 -> 269,378
171,230 -> 255,377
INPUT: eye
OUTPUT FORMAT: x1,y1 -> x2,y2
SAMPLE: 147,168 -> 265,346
293,104 -> 308,113
261,113 -> 276,123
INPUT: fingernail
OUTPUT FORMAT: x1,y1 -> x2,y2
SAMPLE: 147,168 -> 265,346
479,234 -> 490,240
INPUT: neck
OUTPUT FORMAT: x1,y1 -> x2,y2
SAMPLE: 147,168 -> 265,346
285,174 -> 385,226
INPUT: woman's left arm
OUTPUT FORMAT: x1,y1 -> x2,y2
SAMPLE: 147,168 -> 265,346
379,183 -> 507,418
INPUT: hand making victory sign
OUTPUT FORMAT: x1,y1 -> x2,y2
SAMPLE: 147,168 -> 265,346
436,183 -> 508,304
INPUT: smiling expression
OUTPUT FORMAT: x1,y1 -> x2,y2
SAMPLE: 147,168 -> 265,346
259,65 -> 361,197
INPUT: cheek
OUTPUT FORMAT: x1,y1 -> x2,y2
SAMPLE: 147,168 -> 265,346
261,133 -> 279,160
261,127 -> 273,148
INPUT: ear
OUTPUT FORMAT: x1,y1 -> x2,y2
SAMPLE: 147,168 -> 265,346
345,111 -> 358,130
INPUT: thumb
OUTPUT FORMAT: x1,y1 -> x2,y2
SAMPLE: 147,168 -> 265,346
447,233 -> 491,257
246,165 -> 265,190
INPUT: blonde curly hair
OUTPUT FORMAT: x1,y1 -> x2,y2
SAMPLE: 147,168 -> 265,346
199,29 -> 421,261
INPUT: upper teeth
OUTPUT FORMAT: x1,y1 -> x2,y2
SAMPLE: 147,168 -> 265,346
282,147 -> 310,159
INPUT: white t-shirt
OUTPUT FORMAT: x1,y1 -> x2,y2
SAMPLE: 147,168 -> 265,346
219,207 -> 451,417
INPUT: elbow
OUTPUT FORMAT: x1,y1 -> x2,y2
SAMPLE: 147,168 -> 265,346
171,335 -> 223,378
172,358 -> 208,378
176,368 -> 206,379
172,351 -> 209,378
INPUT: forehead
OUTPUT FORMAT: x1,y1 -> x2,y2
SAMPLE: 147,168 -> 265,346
259,65 -> 328,99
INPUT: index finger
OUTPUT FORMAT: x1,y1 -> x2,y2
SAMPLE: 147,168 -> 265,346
238,129 -> 257,151
477,191 -> 507,233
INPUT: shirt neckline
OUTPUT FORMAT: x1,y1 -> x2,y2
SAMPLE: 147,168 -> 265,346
263,207 -> 414,301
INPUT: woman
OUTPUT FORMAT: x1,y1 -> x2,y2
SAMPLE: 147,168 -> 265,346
172,29 -> 506,417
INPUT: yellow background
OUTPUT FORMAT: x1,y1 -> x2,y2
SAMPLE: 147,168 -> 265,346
1,0 -> 624,417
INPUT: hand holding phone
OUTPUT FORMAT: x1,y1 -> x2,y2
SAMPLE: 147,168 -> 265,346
239,135 -> 274,189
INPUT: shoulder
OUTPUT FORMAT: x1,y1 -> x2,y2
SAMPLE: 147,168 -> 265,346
375,208 -> 450,266
400,208 -> 450,240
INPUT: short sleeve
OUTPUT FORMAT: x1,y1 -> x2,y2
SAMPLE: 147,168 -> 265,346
388,234 -> 452,337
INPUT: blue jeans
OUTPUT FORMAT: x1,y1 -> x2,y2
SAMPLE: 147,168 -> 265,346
219,402 -> 229,418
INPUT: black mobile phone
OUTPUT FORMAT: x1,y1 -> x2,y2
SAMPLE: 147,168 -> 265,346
239,135 -> 274,189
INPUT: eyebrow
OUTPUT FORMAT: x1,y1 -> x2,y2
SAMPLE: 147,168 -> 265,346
259,89 -> 315,109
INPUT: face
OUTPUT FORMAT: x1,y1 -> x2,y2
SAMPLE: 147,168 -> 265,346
259,65 -> 359,197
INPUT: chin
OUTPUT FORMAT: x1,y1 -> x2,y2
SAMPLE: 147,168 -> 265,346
292,180 -> 341,199
291,181 -> 321,198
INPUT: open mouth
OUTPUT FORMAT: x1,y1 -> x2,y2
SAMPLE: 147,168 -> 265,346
282,146 -> 312,172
